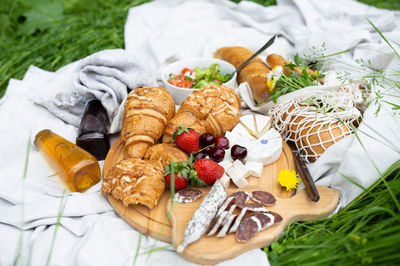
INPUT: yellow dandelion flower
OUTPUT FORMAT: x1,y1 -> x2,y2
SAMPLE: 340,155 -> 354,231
314,70 -> 320,76
278,169 -> 299,191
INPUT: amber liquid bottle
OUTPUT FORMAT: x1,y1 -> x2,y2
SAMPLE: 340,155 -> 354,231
34,129 -> 101,192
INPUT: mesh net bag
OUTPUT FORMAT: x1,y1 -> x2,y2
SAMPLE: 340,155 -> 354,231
269,83 -> 363,162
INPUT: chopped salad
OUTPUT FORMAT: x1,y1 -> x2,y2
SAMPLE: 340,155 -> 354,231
168,63 -> 232,89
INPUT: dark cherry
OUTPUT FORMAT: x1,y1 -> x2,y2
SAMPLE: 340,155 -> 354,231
208,147 -> 225,162
194,152 -> 207,161
199,133 -> 215,146
215,136 -> 229,149
231,145 -> 248,161
202,146 -> 213,155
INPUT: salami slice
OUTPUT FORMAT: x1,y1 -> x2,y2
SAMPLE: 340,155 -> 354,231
207,211 -> 229,236
216,197 -> 235,217
229,191 -> 250,206
229,207 -> 248,233
240,202 -> 263,209
249,191 -> 276,206
269,211 -> 283,223
236,216 -> 259,242
174,188 -> 203,204
216,213 -> 237,238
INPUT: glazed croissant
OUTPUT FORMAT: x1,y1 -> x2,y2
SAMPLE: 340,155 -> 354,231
101,158 -> 164,209
122,87 -> 175,158
162,84 -> 241,143
144,143 -> 189,167
214,47 -> 270,103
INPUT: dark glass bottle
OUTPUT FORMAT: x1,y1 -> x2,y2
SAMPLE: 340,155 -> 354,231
76,99 -> 110,160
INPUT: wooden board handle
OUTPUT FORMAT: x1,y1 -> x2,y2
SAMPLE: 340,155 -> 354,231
168,186 -> 340,265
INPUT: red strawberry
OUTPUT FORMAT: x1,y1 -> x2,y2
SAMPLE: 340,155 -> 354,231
164,172 -> 189,190
193,158 -> 225,185
172,125 -> 199,154
164,161 -> 190,191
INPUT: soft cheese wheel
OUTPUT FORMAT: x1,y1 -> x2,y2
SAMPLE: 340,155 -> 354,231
226,114 -> 283,165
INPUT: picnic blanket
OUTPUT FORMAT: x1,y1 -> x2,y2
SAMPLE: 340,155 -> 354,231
1,0 -> 399,265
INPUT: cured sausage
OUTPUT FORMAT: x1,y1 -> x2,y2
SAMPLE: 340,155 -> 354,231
177,180 -> 228,253
174,188 -> 203,204
249,191 -> 276,206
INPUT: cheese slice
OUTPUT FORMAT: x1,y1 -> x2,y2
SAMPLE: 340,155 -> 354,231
219,174 -> 230,188
245,161 -> 264,177
218,160 -> 233,171
226,166 -> 248,188
232,159 -> 252,178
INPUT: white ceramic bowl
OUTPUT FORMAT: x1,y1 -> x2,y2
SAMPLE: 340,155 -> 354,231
161,58 -> 237,104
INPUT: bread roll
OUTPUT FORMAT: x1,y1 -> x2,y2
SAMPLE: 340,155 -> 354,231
162,84 -> 241,143
214,47 -> 270,103
266,54 -> 314,76
280,104 -> 351,162
101,158 -> 164,209
122,87 -> 175,158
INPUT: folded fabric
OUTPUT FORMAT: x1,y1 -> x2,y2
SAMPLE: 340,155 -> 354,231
31,49 -> 157,134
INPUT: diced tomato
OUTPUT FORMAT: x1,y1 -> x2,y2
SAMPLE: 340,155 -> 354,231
213,79 -> 221,83
176,80 -> 192,88
181,68 -> 194,75
168,79 -> 192,88
168,79 -> 181,86
174,74 -> 186,81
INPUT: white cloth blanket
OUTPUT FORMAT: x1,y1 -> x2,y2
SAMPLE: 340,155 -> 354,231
1,0 -> 399,265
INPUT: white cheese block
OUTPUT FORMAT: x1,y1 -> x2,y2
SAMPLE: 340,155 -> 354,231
219,174 -> 230,188
218,160 -> 233,172
245,161 -> 264,177
232,159 -> 252,178
226,166 -> 248,188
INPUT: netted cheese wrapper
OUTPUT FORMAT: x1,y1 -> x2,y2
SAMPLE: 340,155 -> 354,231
270,82 -> 365,162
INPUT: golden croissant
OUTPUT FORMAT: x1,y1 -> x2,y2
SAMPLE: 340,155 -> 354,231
144,143 -> 189,167
122,87 -> 175,158
162,84 -> 241,143
101,158 -> 164,209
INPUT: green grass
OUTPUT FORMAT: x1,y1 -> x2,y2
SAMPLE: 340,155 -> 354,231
1,0 -> 400,265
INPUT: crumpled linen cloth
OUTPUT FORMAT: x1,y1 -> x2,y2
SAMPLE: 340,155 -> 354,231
31,49 -> 157,134
1,0 -> 400,265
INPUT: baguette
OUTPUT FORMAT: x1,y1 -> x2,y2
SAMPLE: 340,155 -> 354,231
214,46 -> 270,103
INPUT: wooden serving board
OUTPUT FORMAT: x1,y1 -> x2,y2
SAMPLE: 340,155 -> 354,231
167,185 -> 339,265
103,137 -> 296,243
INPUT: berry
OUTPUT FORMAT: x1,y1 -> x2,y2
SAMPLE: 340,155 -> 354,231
193,152 -> 207,161
208,147 -> 225,162
164,172 -> 188,190
231,145 -> 248,160
164,161 -> 191,191
193,158 -> 225,185
215,136 -> 229,149
172,125 -> 199,154
199,133 -> 215,146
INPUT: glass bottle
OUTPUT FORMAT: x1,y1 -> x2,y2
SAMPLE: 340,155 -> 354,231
76,99 -> 110,161
34,129 -> 101,192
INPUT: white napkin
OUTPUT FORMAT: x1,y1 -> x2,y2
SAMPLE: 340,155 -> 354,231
1,0 -> 399,265
31,49 -> 157,134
